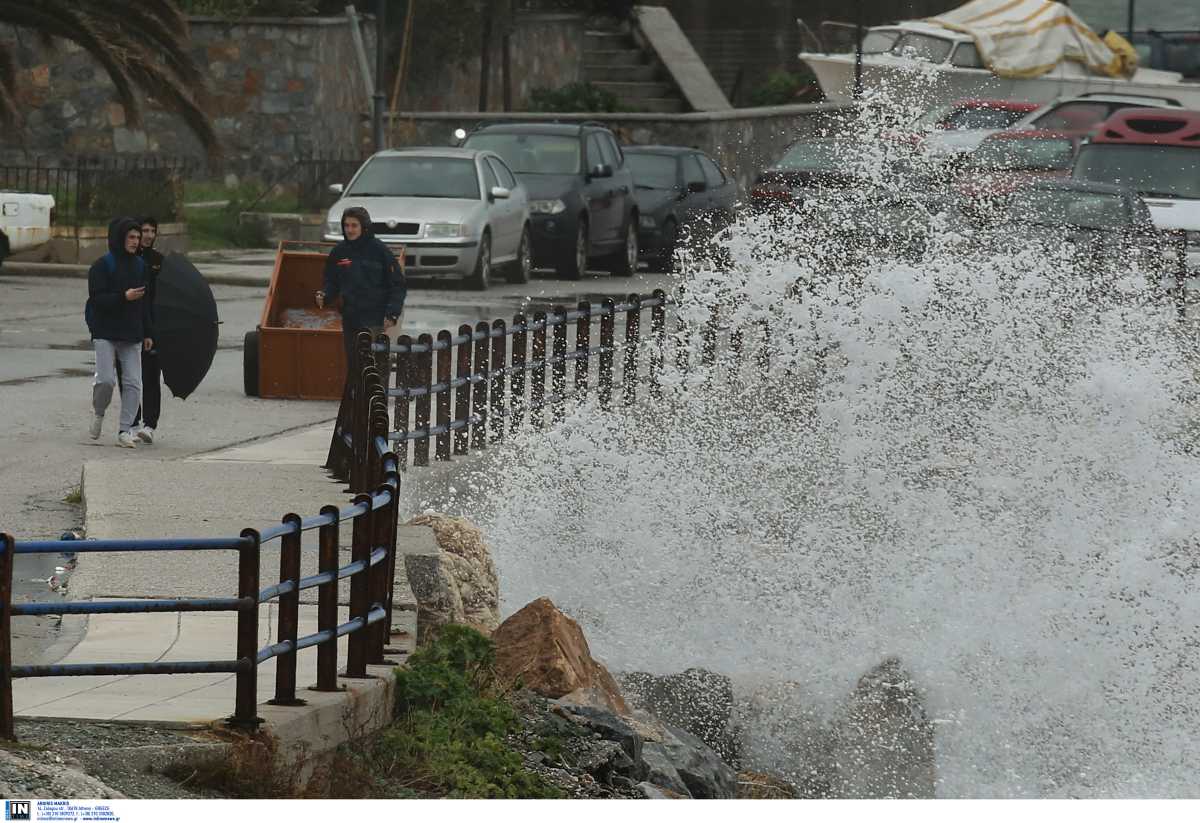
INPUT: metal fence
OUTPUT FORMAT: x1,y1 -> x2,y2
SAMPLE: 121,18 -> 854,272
0,333 -> 399,739
327,290 -> 710,477
296,152 -> 368,214
0,156 -> 195,229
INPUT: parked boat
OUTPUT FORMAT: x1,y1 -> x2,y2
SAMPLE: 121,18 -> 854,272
800,0 -> 1200,109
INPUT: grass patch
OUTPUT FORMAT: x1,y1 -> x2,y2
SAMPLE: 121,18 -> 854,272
162,733 -> 298,798
63,485 -> 81,505
182,180 -> 304,251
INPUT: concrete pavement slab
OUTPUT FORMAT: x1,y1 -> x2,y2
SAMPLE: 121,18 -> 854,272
189,421 -> 333,466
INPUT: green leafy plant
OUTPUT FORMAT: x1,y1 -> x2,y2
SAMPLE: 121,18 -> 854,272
748,69 -> 822,107
529,82 -> 621,113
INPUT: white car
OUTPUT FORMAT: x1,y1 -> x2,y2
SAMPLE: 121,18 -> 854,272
1007,92 -> 1184,136
325,147 -> 531,290
0,191 -> 55,264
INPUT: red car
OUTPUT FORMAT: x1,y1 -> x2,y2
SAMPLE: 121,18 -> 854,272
955,130 -> 1080,201
890,99 -> 1042,153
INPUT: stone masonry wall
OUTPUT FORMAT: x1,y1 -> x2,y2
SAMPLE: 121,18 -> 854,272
0,16 -> 375,178
389,103 -> 853,195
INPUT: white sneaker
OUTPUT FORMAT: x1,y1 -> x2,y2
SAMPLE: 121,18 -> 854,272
89,415 -> 103,440
136,427 -> 155,444
116,431 -> 138,449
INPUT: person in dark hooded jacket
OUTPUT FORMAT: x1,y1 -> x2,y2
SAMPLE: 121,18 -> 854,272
316,206 -> 406,371
85,217 -> 153,448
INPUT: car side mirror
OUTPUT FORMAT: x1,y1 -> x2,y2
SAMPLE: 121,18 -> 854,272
489,186 -> 511,201
329,183 -> 344,195
687,181 -> 707,194
589,163 -> 613,180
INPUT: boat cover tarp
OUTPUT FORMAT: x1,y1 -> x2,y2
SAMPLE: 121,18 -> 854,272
929,0 -> 1136,79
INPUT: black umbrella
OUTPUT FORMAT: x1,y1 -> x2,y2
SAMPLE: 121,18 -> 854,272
153,252 -> 219,400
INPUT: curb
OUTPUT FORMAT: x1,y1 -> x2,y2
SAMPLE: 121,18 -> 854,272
1,261 -> 271,288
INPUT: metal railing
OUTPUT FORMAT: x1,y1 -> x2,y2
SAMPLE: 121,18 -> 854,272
0,332 -> 398,740
0,155 -> 194,229
327,290 -> 679,476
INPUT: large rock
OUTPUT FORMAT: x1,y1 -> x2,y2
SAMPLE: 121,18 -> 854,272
403,513 -> 499,645
493,598 -> 629,715
831,657 -> 936,798
734,680 -> 837,798
620,668 -> 739,766
655,725 -> 737,799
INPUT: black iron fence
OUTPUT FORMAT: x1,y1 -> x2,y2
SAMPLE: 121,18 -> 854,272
0,333 -> 400,739
0,156 -> 195,229
296,152 -> 368,214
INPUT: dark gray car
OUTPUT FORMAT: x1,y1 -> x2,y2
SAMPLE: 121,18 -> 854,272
624,146 -> 738,272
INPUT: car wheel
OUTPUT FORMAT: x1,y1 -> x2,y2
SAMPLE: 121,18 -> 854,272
467,232 -> 492,291
243,330 -> 260,397
649,218 -> 677,273
606,218 -> 638,277
557,218 -> 587,280
506,225 -> 532,285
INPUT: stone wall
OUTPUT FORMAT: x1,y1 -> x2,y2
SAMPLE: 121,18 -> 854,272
399,13 -> 587,113
0,16 -> 376,178
388,103 -> 853,194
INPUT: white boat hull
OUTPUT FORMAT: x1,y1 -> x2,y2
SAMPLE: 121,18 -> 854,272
801,52 -> 1200,110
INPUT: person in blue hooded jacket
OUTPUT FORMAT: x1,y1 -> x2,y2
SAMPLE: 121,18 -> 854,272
315,206 -> 406,372
85,217 -> 153,448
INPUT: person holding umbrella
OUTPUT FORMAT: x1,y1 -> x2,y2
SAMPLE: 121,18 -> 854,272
86,217 -> 153,448
132,215 -> 164,443
315,206 -> 406,372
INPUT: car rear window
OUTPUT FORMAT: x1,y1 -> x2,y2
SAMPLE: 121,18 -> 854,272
347,156 -> 480,199
1074,144 -> 1200,199
775,141 -> 850,171
1009,188 -> 1131,230
463,133 -> 581,175
1032,102 -> 1115,132
941,107 -> 1029,131
966,137 -> 1075,171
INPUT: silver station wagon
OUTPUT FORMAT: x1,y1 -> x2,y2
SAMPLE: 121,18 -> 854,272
325,147 -> 532,290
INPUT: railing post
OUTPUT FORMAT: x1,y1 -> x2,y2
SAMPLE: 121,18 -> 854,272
381,462 -> 403,657
395,334 -> 412,471
757,319 -> 771,377
346,494 -> 373,679
436,330 -> 453,461
490,319 -> 507,443
271,514 -> 304,706
0,533 -> 14,741
472,321 -> 490,449
414,333 -> 433,467
1173,230 -> 1188,320
314,505 -> 341,692
552,307 -> 567,424
231,528 -> 262,730
623,294 -> 641,407
369,484 -> 392,663
531,311 -> 547,429
599,299 -> 615,410
349,339 -> 367,493
575,301 -> 591,403
511,313 -> 528,433
454,325 -> 473,456
649,290 -> 666,402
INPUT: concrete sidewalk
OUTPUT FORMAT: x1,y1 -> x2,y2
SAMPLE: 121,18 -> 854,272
12,421 -> 418,726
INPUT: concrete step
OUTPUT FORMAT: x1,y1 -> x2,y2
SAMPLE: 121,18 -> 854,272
585,63 -> 660,83
585,30 -> 633,50
592,80 -> 676,100
618,96 -> 687,113
585,48 -> 649,68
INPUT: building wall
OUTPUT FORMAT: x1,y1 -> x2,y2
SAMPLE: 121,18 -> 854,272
0,16 -> 376,177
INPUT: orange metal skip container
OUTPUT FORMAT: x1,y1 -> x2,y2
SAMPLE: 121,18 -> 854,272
253,240 -> 403,400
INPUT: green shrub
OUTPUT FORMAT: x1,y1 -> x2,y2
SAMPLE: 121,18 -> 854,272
382,625 -> 563,798
529,82 -> 621,113
748,69 -> 822,107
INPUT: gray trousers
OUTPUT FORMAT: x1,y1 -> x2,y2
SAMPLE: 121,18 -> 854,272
93,339 -> 142,432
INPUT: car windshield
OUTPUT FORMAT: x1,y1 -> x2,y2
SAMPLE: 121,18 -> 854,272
966,137 -> 1075,171
774,141 -> 850,171
1074,144 -> 1200,199
627,154 -> 677,189
1008,189 -> 1130,230
463,133 -> 581,175
941,107 -> 1029,130
890,32 -> 954,64
346,156 -> 479,199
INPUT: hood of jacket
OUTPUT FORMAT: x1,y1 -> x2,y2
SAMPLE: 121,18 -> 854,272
341,206 -> 374,243
107,216 -> 142,258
